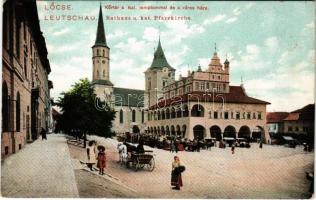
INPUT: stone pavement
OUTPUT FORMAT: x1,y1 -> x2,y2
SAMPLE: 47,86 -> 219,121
1,134 -> 79,197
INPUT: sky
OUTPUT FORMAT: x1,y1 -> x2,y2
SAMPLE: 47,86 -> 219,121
37,1 -> 315,112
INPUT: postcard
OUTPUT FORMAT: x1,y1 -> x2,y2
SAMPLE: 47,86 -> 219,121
1,0 -> 315,199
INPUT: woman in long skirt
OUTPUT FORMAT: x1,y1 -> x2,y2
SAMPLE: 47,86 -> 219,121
171,156 -> 183,190
86,141 -> 97,171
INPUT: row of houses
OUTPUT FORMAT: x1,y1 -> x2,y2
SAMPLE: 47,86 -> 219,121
267,104 -> 315,141
2,0 -> 53,157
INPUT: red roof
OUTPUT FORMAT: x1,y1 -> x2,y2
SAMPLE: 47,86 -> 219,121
283,113 -> 300,121
266,112 -> 289,123
150,86 -> 270,109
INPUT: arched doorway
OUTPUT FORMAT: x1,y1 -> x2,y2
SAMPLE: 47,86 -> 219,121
171,125 -> 175,136
210,125 -> 222,141
239,126 -> 251,139
161,126 -> 165,135
166,126 -> 170,136
182,125 -> 187,138
176,108 -> 182,118
166,108 -> 170,119
176,125 -> 181,137
223,126 -> 236,138
191,104 -> 204,117
252,126 -> 264,142
182,104 -> 189,117
193,125 -> 205,140
171,107 -> 176,119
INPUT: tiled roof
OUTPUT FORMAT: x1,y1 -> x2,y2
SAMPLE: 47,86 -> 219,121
150,39 -> 175,71
149,85 -> 270,109
266,112 -> 289,123
113,87 -> 145,107
283,113 -> 300,121
291,104 -> 315,121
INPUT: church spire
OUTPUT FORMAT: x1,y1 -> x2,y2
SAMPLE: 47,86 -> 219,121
150,37 -> 174,70
94,5 -> 108,48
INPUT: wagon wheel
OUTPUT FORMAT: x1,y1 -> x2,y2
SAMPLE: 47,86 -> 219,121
147,157 -> 155,171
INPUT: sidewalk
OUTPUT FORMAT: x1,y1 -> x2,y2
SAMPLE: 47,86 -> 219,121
1,134 -> 79,197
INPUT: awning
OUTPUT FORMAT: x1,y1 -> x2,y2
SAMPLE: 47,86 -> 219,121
223,137 -> 235,140
282,136 -> 295,141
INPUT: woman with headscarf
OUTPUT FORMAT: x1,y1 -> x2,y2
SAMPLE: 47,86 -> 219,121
171,156 -> 183,190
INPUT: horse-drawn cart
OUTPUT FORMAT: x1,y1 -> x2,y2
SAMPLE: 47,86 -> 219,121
125,142 -> 155,171
128,151 -> 155,171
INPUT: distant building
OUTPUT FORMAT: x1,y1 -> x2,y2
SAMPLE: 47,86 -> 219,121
2,0 -> 52,157
146,44 -> 271,142
266,112 -> 290,135
267,104 -> 315,136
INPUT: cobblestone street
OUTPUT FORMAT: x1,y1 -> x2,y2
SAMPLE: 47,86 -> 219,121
1,134 -> 79,197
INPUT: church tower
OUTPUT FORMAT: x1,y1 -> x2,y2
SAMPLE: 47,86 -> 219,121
91,5 -> 113,100
144,38 -> 175,108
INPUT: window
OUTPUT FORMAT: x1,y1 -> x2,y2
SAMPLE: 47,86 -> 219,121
236,112 -> 240,120
97,49 -> 99,56
242,112 -> 245,119
148,78 -> 151,90
258,112 -> 262,120
15,7 -> 21,59
206,82 -> 210,90
247,112 -> 251,119
97,70 -> 99,78
195,82 -> 199,91
24,54 -> 27,79
163,80 -> 167,87
288,126 -> 293,132
295,127 -> 299,131
223,84 -> 226,91
214,111 -> 218,119
132,110 -> 136,122
209,111 -> 212,119
16,92 -> 20,132
102,60 -> 105,64
200,82 -> 205,91
212,83 -> 215,90
142,110 -> 144,123
103,49 -> 105,56
253,113 -> 256,119
231,112 -> 234,119
218,75 -> 221,80
186,85 -> 191,93
224,112 -> 229,119
2,82 -> 9,131
216,84 -> 221,92
119,109 -> 123,124
103,70 -> 105,77
220,112 -> 222,119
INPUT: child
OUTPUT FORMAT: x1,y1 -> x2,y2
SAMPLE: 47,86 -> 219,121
97,146 -> 106,175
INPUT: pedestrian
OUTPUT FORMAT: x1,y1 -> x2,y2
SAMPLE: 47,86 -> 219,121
40,128 -> 47,140
259,140 -> 263,148
231,143 -> 235,154
171,156 -> 184,190
136,140 -> 145,153
86,140 -> 97,171
97,145 -> 106,175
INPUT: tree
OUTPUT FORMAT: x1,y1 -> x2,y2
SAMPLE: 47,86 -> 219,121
56,78 -> 115,145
